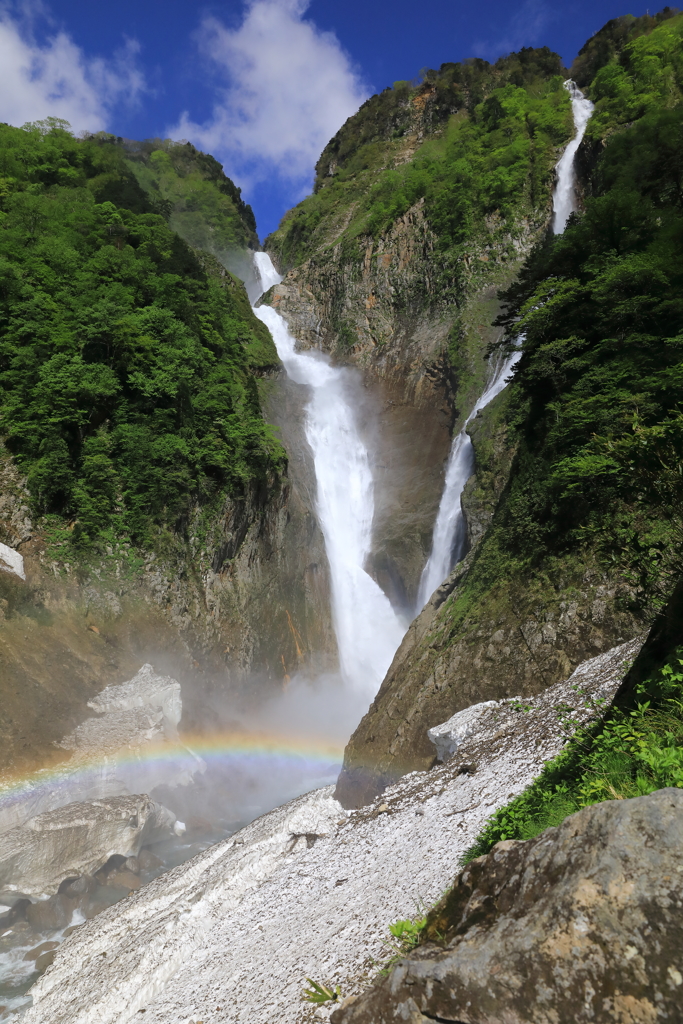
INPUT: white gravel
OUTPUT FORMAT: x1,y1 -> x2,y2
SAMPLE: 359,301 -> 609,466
24,638 -> 641,1024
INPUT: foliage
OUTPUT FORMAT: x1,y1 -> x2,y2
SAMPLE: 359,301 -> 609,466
267,48 -> 573,271
578,12 -> 683,145
301,979 -> 342,1004
484,94 -> 683,601
0,121 -> 283,548
462,650 -> 683,862
124,138 -> 259,258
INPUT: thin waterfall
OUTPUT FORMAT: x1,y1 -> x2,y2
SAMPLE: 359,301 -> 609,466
416,348 -> 521,610
252,253 -> 405,696
417,82 -> 594,610
552,81 -> 594,234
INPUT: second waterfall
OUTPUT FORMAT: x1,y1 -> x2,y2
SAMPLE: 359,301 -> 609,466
253,253 -> 405,697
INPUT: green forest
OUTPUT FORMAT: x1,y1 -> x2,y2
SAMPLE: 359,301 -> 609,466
268,46 -> 575,271
0,121 -> 282,549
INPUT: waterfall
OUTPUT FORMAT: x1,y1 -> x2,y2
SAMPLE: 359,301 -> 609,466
252,253 -> 405,696
552,81 -> 594,234
416,82 -> 595,611
415,348 -> 521,610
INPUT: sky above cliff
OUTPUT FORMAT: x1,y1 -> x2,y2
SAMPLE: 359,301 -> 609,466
0,0 -> 656,237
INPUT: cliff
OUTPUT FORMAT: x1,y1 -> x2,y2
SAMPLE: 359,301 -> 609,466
261,15 -> 683,805
0,124 -> 334,779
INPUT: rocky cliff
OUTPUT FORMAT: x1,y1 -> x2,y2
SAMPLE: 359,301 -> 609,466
326,13 -> 683,804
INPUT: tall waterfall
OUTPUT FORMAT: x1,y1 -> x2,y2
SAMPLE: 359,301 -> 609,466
415,348 -> 521,610
253,253 -> 405,696
552,81 -> 594,234
417,82 -> 594,610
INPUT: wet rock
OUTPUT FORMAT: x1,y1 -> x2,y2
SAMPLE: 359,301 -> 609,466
124,856 -> 140,874
26,895 -> 75,932
331,789 -> 683,1024
23,941 -> 58,962
0,795 -> 176,896
35,949 -> 56,971
58,875 -> 97,899
102,870 -> 141,892
137,849 -> 163,871
0,897 -> 30,928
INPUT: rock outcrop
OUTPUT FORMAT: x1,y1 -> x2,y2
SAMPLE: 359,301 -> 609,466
0,795 -> 175,897
331,788 -> 683,1024
336,554 -> 642,807
23,640 -> 639,1024
0,665 -> 201,836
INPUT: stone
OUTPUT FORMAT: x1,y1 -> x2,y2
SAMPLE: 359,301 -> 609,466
427,699 -> 500,762
58,875 -> 97,899
26,895 -> 75,933
23,941 -> 59,962
137,849 -> 163,871
0,795 -> 176,896
35,949 -> 56,971
330,789 -> 683,1024
103,870 -> 142,892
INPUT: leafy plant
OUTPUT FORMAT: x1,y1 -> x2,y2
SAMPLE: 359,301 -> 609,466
301,979 -> 342,1004
461,650 -> 683,863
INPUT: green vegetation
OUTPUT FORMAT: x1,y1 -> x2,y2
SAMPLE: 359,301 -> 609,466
124,138 -> 259,263
268,48 -> 573,273
433,12 -> 683,638
462,650 -> 683,861
0,119 -> 282,548
301,979 -> 342,1004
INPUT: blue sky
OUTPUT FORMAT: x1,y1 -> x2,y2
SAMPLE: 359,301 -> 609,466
0,0 -> 655,238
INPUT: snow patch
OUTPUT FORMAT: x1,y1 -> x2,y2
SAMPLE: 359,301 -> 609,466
428,700 -> 501,761
0,542 -> 24,580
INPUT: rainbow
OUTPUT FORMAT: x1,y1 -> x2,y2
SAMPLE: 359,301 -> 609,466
0,731 -> 345,831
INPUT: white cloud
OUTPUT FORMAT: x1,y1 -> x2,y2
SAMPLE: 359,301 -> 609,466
170,0 -> 369,189
0,6 -> 145,133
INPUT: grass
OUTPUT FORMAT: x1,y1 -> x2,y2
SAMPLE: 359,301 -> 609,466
460,650 -> 683,863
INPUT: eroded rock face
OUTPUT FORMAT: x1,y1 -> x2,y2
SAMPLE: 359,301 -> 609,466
336,557 -> 642,807
331,788 -> 683,1024
0,795 -> 175,897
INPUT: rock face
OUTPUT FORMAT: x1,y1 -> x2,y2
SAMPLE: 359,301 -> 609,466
331,788 -> 683,1024
336,553 -> 642,807
23,640 -> 638,1024
0,665 -> 201,835
0,428 -> 335,778
0,795 -> 175,897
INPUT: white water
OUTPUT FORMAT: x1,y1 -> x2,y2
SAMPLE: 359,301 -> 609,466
416,348 -> 522,610
253,253 -> 405,696
552,80 -> 594,234
416,81 -> 594,610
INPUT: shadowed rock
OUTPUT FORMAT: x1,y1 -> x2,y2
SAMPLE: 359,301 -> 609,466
331,788 -> 683,1024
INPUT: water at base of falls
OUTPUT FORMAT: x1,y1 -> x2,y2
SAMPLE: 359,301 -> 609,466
253,253 -> 405,696
416,348 -> 522,611
552,81 -> 595,235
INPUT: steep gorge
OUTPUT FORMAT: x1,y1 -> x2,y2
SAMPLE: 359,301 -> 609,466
265,11 -> 683,805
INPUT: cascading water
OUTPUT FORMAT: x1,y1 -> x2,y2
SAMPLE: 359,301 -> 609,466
552,80 -> 594,234
416,348 -> 521,610
417,81 -> 594,610
253,253 -> 405,696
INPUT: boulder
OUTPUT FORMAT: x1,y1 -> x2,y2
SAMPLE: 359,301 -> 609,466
0,795 -> 176,896
331,789 -> 683,1024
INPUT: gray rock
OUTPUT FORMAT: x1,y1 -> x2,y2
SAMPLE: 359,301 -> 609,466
331,789 -> 683,1024
0,795 -> 176,896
